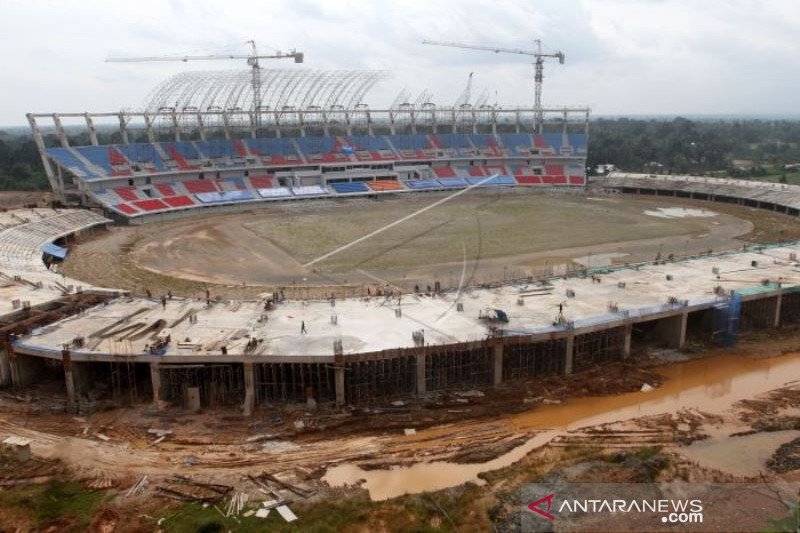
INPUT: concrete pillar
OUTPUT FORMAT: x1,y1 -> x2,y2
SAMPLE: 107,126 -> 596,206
676,311 -> 688,349
657,311 -> 688,349
150,362 -> 162,410
492,342 -> 504,387
9,350 -> 20,387
415,352 -> 426,396
623,323 -> 632,360
243,362 -> 255,416
334,354 -> 346,407
62,349 -> 77,414
564,334 -> 575,375
0,342 -> 11,387
774,292 -> 783,328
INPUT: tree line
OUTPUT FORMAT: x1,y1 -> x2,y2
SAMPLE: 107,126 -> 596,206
2,117 -> 800,191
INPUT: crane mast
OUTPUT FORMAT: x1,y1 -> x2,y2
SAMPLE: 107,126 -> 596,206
422,38 -> 565,132
106,41 -> 304,133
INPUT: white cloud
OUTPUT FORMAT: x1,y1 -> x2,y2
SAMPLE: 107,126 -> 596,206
0,0 -> 797,124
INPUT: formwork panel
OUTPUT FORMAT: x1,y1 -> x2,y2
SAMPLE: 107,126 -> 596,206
502,339 -> 566,381
780,291 -> 800,325
739,297 -> 777,331
426,345 -> 493,391
344,355 -> 416,404
573,327 -> 625,371
159,364 -> 244,408
254,362 -> 336,405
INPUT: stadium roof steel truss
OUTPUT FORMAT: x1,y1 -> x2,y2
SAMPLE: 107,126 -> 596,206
26,68 -> 590,195
145,69 -> 389,114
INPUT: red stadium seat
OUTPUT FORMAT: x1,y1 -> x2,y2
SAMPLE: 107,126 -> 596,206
468,166 -> 487,177
183,180 -> 218,194
515,176 -> 542,185
168,145 -> 198,171
249,175 -> 274,188
434,166 -> 456,178
541,175 -> 568,185
108,147 -> 127,166
114,187 -> 139,202
133,199 -> 169,211
569,176 -> 585,185
545,164 -> 565,176
234,140 -> 249,157
163,196 -> 195,207
115,203 -> 138,215
155,183 -> 177,197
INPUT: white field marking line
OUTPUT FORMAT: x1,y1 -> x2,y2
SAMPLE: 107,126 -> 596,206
354,244 -> 469,339
303,174 -> 500,268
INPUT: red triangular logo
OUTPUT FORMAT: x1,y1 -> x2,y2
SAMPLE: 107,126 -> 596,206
528,493 -> 555,520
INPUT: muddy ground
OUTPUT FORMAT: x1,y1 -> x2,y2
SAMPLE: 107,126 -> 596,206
1,330 -> 800,531
58,191 -> 797,300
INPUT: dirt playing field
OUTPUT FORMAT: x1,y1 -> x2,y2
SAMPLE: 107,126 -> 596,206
62,188 -> 800,298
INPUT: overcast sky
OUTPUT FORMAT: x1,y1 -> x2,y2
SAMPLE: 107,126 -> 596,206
1,0 -> 798,125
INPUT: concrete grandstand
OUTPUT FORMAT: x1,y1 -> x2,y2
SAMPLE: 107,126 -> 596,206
26,69 -> 590,220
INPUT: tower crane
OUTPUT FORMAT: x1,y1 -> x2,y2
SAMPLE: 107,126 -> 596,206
106,40 -> 304,132
422,39 -> 564,132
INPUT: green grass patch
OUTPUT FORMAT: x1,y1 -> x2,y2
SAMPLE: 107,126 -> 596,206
0,480 -> 107,530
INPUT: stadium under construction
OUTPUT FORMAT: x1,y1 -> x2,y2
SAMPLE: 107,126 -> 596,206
3,55 -> 800,416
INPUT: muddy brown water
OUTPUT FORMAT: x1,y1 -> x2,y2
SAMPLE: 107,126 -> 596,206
324,352 -> 800,500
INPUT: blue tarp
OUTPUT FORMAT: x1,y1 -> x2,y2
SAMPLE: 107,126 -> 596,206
41,242 -> 68,259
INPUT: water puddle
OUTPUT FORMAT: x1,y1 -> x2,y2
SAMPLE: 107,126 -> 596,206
643,207 -> 717,219
681,430 -> 800,476
324,352 -> 800,500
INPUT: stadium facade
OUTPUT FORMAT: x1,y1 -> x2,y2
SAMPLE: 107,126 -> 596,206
26,69 -> 590,220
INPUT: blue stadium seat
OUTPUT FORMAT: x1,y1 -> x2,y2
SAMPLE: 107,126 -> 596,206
330,182 -> 370,194
569,133 -> 588,154
466,176 -> 516,186
295,136 -> 333,157
117,143 -> 167,171
169,141 -> 201,160
46,148 -> 96,179
404,179 -> 441,189
389,134 -> 427,151
204,139 -> 237,158
437,177 -> 468,188
195,190 -> 254,203
543,133 -> 563,153
75,146 -> 113,174
348,135 -> 390,152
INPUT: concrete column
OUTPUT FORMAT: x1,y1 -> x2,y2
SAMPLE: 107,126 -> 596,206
774,292 -> 783,328
242,362 -> 255,417
492,342 -> 504,387
676,311 -> 688,349
150,362 -> 162,410
415,352 -> 426,396
564,334 -> 575,375
9,350 -> 20,387
0,342 -> 11,387
334,354 -> 346,407
62,349 -> 77,414
623,323 -> 632,360
656,312 -> 688,350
